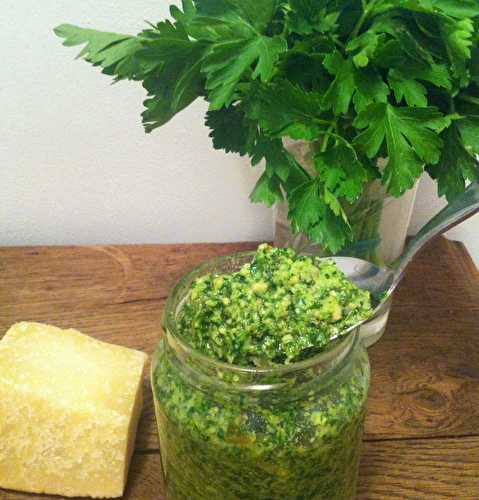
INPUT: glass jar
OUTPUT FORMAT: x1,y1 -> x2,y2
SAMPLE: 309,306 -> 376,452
151,253 -> 371,500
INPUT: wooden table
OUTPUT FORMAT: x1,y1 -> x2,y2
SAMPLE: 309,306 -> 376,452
1,238 -> 478,499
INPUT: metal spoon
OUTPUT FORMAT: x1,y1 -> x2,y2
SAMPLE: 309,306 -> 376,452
333,181 -> 479,335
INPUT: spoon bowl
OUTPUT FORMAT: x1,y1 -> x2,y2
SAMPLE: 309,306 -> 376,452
331,256 -> 394,303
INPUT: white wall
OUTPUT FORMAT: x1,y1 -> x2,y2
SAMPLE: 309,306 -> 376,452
411,176 -> 479,266
2,1 -> 271,245
2,1 -> 478,265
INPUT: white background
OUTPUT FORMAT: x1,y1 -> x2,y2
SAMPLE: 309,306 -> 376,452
2,1 -> 478,265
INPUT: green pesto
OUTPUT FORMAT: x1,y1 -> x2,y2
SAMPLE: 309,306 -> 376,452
153,343 -> 369,500
178,243 -> 372,366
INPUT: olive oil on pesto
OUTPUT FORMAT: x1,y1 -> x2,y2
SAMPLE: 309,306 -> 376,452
153,244 -> 373,500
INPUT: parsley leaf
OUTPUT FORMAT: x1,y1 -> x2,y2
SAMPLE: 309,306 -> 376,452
353,67 -> 390,112
322,52 -> 355,115
206,106 -> 311,192
170,0 -> 197,25
282,51 -> 331,92
202,36 -> 287,109
205,106 -> 256,155
195,0 -> 287,109
421,0 -> 479,19
286,0 -> 339,35
456,100 -> 479,155
371,16 -> 435,66
347,31 -> 383,68
427,124 -> 479,201
250,172 -> 284,206
407,62 -> 453,90
438,16 -> 475,82
54,24 -> 144,80
354,104 -> 450,195
322,51 -> 389,115
288,179 -> 326,231
244,80 -> 325,140
139,21 -> 208,131
378,0 -> 479,19
287,179 -> 353,253
195,0 -> 279,32
314,144 -> 373,203
471,47 -> 479,86
250,137 -> 311,190
388,69 -> 428,107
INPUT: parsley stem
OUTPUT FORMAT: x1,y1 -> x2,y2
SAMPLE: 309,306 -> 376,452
458,94 -> 479,106
320,123 -> 337,152
315,119 -> 336,126
312,126 -> 354,155
350,0 -> 380,39
333,36 -> 346,50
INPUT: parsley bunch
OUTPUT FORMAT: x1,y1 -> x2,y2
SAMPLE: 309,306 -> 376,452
55,0 -> 479,252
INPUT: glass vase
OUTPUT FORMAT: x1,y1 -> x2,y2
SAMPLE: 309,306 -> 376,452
275,140 -> 418,346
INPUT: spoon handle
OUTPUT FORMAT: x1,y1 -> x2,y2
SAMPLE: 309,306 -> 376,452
391,182 -> 479,282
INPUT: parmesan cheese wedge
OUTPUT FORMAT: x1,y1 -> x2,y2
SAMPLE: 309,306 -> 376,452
0,322 -> 148,498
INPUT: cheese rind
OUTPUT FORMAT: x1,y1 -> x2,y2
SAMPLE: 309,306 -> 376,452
0,322 -> 148,498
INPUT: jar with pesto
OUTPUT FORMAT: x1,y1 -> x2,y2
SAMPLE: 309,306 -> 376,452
152,246 -> 372,500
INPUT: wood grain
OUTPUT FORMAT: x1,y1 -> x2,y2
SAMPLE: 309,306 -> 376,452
0,237 -> 478,499
0,243 -> 259,308
358,436 -> 479,499
392,239 -> 479,310
365,307 -> 479,440
447,240 -> 479,284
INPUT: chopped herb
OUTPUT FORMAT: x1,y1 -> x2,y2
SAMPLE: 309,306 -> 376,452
153,346 -> 369,500
178,243 -> 372,366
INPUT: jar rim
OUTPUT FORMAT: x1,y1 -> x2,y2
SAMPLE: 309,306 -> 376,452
163,250 -> 361,378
